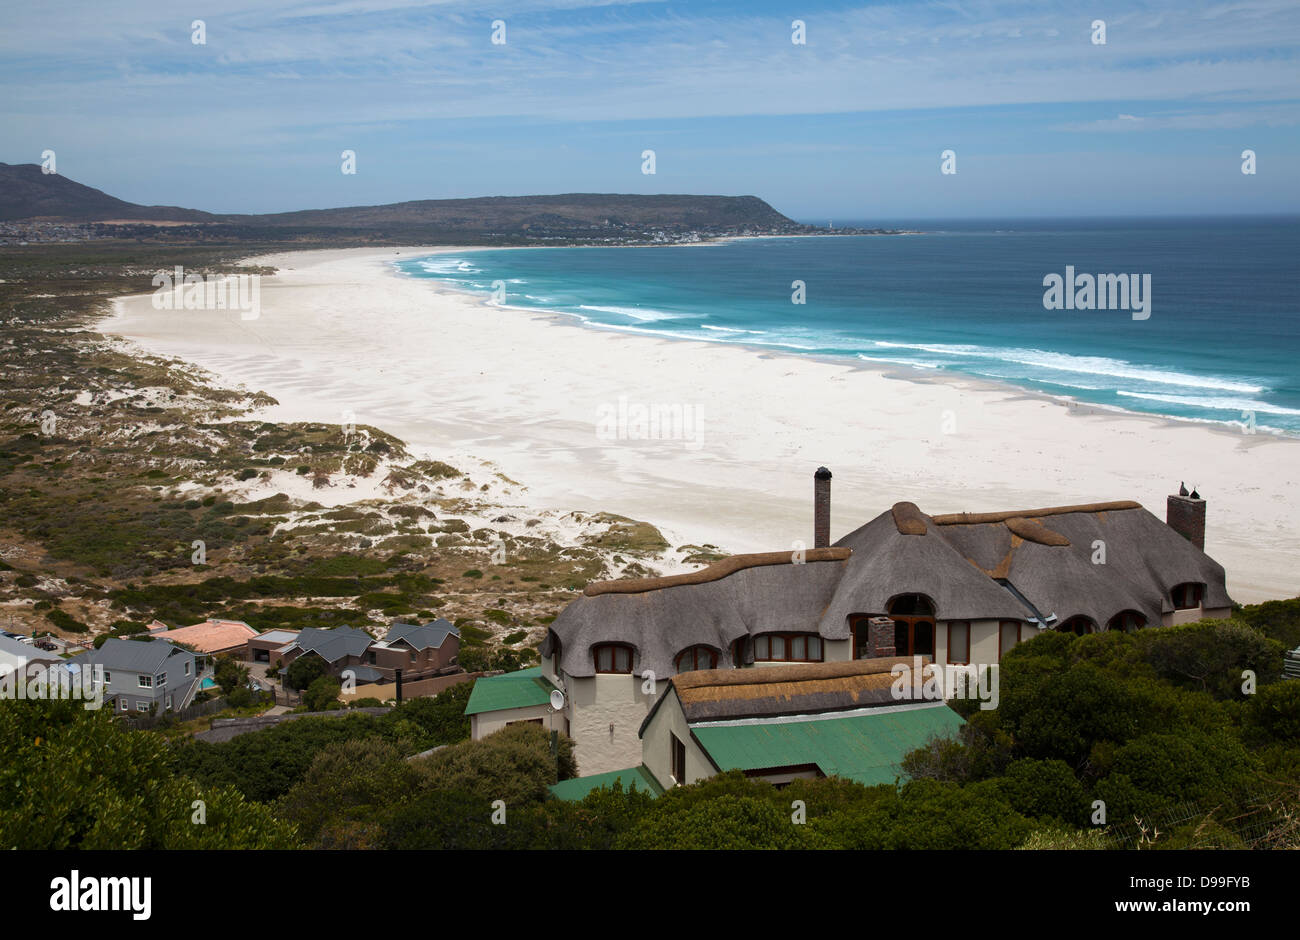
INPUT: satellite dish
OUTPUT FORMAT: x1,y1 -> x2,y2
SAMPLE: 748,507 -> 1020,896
549,689 -> 565,711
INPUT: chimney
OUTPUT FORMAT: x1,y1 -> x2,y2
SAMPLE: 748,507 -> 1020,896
867,616 -> 896,658
814,466 -> 832,548
1166,489 -> 1205,551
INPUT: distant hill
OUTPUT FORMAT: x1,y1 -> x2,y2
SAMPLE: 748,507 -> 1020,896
0,164 -> 816,238
0,163 -> 214,223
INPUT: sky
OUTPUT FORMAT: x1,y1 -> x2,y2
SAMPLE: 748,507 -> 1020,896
2,0 -> 1298,220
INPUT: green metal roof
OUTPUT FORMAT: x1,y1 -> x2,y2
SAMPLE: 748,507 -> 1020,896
690,703 -> 964,787
548,765 -> 664,802
463,666 -> 557,716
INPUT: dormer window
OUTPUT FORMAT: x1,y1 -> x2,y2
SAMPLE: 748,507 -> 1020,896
675,646 -> 718,673
1057,616 -> 1095,637
1171,583 -> 1204,610
1107,610 -> 1147,632
593,643 -> 633,674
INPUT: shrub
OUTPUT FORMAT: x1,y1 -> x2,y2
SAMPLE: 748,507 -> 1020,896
304,676 -> 342,712
997,758 -> 1088,826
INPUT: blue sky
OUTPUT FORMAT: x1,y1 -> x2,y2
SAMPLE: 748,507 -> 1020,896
3,0 -> 1298,219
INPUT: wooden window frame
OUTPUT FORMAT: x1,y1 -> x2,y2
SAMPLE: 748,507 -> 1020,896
1058,616 -> 1095,636
947,621 -> 971,665
1106,610 -> 1147,632
1171,583 -> 1204,610
593,643 -> 634,674
671,733 -> 687,784
674,646 -> 718,673
998,620 -> 1022,659
752,632 -> 824,663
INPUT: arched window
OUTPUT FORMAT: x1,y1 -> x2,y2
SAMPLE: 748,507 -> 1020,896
1057,616 -> 1095,636
888,594 -> 935,616
888,594 -> 936,657
675,646 -> 718,673
592,643 -> 633,674
1171,583 -> 1204,610
753,633 -> 824,663
1107,610 -> 1147,632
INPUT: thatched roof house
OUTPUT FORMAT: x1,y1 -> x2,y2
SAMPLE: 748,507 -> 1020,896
544,495 -> 1232,680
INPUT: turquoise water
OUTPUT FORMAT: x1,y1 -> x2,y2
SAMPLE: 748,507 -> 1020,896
199,677 -> 217,690
395,217 -> 1300,434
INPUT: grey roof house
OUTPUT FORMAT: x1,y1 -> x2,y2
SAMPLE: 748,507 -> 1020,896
76,637 -> 200,715
277,621 -> 461,685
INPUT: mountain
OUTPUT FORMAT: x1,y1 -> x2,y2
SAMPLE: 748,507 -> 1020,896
0,163 -> 214,223
0,164 -> 814,237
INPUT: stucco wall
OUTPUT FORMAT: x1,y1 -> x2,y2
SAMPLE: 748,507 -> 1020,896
471,702 -> 563,740
935,619 -> 1001,666
641,688 -> 715,790
1164,605 -> 1213,626
566,673 -> 659,777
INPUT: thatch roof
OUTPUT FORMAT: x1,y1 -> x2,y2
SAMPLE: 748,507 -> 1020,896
647,657 -> 920,726
585,547 -> 851,596
545,552 -> 849,678
548,499 -> 1233,678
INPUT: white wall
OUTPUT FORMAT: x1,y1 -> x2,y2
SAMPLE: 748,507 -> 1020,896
641,689 -> 715,790
565,673 -> 659,777
471,703 -> 563,740
936,618 -> 1002,665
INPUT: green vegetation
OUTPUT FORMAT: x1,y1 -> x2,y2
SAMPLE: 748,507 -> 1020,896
0,699 -> 299,849
169,681 -> 473,804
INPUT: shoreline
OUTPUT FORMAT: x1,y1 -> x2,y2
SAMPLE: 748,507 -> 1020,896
102,245 -> 1300,603
388,245 -> 1294,445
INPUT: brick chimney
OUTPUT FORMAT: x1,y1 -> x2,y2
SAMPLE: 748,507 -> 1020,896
867,616 -> 896,658
813,467 -> 832,548
1166,489 -> 1205,551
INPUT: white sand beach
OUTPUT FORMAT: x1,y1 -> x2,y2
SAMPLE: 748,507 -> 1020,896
105,246 -> 1300,603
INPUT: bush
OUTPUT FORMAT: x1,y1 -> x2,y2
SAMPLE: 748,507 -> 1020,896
413,723 -> 575,804
285,654 -> 327,691
997,758 -> 1088,826
304,676 -> 342,712
1242,681 -> 1300,744
45,608 -> 88,634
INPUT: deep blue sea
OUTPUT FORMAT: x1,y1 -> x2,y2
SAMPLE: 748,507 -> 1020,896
395,217 -> 1300,434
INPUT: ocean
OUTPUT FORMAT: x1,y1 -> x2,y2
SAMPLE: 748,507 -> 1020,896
394,216 -> 1300,435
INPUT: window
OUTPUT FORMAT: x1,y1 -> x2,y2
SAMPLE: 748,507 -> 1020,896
888,595 -> 937,657
671,733 -> 687,784
1171,583 -> 1204,610
752,633 -> 823,663
367,652 -> 377,665
947,622 -> 970,665
889,594 -> 935,615
136,702 -> 148,712
998,621 -> 1021,658
1057,616 -> 1095,636
137,675 -> 152,689
675,646 -> 718,673
593,644 -> 633,674
1107,610 -> 1147,632
157,673 -> 166,686
183,662 -> 191,675
102,670 -> 112,684
118,699 -> 127,711
409,651 -> 417,663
